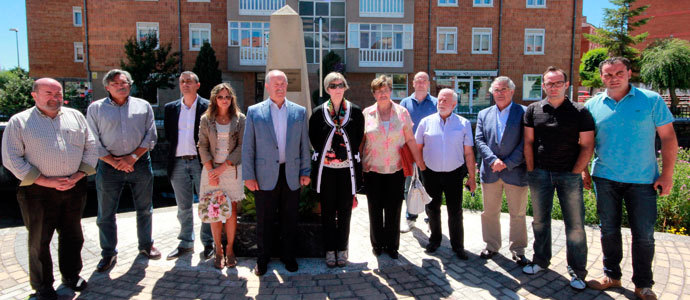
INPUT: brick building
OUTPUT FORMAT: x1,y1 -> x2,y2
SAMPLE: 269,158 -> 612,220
26,0 -> 582,116
580,16 -> 599,54
631,0 -> 690,50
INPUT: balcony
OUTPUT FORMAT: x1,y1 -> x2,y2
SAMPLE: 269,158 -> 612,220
239,47 -> 267,66
358,49 -> 403,68
239,0 -> 285,16
359,0 -> 404,18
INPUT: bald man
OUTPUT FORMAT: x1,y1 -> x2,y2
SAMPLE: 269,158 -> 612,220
2,78 -> 98,299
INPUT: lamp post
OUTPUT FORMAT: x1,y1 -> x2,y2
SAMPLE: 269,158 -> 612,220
9,28 -> 19,69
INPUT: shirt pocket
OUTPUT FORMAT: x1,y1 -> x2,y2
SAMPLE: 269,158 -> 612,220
65,128 -> 86,148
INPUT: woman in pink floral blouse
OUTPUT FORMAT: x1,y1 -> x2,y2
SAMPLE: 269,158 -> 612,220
361,75 -> 426,259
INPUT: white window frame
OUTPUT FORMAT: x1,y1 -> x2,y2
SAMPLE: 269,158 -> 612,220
438,0 -> 458,7
72,7 -> 82,27
471,27 -> 492,54
473,0 -> 493,7
523,74 -> 543,101
376,73 -> 408,100
436,27 -> 457,54
359,0 -> 404,18
136,22 -> 160,49
74,42 -> 84,62
189,23 -> 211,51
526,0 -> 546,8
349,23 -> 413,50
524,28 -> 545,55
239,0 -> 286,16
300,0 -> 347,65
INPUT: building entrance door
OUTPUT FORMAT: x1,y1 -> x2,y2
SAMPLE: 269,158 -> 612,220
455,80 -> 472,114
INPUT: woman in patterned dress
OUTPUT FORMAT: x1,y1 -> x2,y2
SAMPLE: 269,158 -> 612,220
197,83 -> 246,269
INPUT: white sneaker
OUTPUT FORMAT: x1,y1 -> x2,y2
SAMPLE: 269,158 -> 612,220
400,219 -> 415,233
522,263 -> 544,275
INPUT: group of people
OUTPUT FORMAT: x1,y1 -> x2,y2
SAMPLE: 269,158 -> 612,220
1,56 -> 677,300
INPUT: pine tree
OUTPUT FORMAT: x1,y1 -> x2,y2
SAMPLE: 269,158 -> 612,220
192,42 -> 223,99
120,35 -> 180,102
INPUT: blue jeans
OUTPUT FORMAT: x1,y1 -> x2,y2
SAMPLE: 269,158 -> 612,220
170,157 -> 213,248
527,168 -> 588,278
96,155 -> 154,257
592,177 -> 657,288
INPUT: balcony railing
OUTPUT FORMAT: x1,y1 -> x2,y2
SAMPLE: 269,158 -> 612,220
358,49 -> 403,68
239,0 -> 285,16
359,0 -> 404,18
239,47 -> 267,66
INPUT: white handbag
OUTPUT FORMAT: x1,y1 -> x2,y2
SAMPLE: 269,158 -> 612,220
406,167 -> 432,214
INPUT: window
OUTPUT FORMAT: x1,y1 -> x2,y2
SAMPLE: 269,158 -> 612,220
438,0 -> 457,7
349,23 -> 413,50
472,28 -> 492,54
526,0 -> 545,8
473,0 -> 492,7
300,0 -> 346,64
189,23 -> 211,51
523,74 -> 542,100
240,0 -> 286,15
136,22 -> 160,48
359,0 -> 404,18
228,21 -> 270,47
437,27 -> 457,54
376,73 -> 408,100
74,42 -> 84,62
72,7 -> 82,27
524,28 -> 544,55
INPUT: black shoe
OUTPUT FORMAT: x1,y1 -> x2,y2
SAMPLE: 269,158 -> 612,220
31,289 -> 57,300
372,247 -> 383,256
512,254 -> 530,267
167,247 -> 194,260
425,242 -> 440,253
281,258 -> 299,272
140,245 -> 162,260
63,276 -> 88,291
386,249 -> 399,259
455,249 -> 469,260
96,255 -> 117,273
479,249 -> 498,259
202,245 -> 215,259
254,258 -> 268,276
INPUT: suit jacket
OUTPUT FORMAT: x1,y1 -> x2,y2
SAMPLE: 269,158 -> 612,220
475,103 -> 527,186
163,96 -> 209,177
197,112 -> 246,166
242,98 -> 311,191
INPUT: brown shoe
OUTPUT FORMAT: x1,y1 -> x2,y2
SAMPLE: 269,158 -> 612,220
140,245 -> 162,260
586,276 -> 622,290
634,287 -> 657,300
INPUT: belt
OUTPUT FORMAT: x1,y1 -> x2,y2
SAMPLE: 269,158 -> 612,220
177,155 -> 197,160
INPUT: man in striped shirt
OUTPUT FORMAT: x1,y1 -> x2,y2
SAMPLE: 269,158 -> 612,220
2,78 -> 97,300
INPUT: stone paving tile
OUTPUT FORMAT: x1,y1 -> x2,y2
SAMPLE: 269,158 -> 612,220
1,195 -> 690,299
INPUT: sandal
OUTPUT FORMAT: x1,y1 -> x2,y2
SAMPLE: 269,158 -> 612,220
225,254 -> 237,268
336,250 -> 348,267
325,251 -> 336,268
214,252 -> 224,269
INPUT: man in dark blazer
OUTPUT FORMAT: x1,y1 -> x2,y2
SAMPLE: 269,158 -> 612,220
474,76 -> 529,266
163,71 -> 214,260
243,70 -> 311,276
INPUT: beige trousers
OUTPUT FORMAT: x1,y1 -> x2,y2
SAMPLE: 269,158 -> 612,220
480,179 -> 528,255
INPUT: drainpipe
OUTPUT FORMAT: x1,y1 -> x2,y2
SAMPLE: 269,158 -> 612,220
83,0 -> 91,86
427,0 -> 431,76
497,0 -> 503,74
178,0 -> 183,72
569,0 -> 577,99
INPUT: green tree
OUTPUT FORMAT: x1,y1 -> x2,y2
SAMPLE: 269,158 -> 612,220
640,38 -> 690,111
311,51 -> 345,106
579,48 -> 609,91
121,34 -> 180,102
192,42 -> 223,99
584,0 -> 650,73
0,68 -> 34,120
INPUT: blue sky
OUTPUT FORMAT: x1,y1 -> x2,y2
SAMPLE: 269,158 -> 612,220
0,0 -> 615,71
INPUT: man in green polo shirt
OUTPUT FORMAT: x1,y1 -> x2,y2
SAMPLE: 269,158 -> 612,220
584,57 -> 678,300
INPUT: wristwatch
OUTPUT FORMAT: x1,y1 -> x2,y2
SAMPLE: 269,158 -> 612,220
130,153 -> 139,160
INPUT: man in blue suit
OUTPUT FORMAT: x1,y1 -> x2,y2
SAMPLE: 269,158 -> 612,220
243,70 -> 311,276
475,76 -> 529,266
163,71 -> 214,260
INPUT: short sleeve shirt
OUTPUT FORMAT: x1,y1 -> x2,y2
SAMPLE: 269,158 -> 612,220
415,113 -> 474,172
585,86 -> 674,184
523,98 -> 595,172
362,102 -> 413,174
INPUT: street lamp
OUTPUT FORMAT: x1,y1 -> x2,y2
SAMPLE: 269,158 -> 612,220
9,28 -> 19,69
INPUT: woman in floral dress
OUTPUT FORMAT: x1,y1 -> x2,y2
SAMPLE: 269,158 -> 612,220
198,83 -> 246,269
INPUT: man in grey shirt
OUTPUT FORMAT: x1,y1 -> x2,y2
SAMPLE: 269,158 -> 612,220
86,69 -> 160,273
2,78 -> 97,299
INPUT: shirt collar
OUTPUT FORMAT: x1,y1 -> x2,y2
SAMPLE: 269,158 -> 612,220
410,93 -> 432,104
33,106 -> 63,119
540,96 -> 571,109
181,95 -> 198,110
269,98 -> 287,111
106,96 -> 130,106
604,84 -> 636,103
497,102 -> 513,114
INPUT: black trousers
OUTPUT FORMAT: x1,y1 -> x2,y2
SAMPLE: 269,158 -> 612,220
364,170 -> 405,251
17,179 -> 87,293
319,167 -> 354,252
254,164 -> 300,261
423,165 -> 467,251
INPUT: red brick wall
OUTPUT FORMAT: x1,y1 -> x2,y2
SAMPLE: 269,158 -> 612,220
180,0 -> 228,71
631,0 -> 690,49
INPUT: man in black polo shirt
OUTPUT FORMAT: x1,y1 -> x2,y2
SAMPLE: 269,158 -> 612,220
521,66 -> 595,290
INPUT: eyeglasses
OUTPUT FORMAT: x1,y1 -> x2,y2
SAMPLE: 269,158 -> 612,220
328,83 -> 346,89
544,81 -> 565,88
217,95 -> 233,100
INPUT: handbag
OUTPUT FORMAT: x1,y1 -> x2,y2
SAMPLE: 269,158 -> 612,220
398,144 -> 414,177
405,167 -> 432,215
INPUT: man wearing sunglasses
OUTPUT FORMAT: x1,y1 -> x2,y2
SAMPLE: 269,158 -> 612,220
522,66 -> 594,290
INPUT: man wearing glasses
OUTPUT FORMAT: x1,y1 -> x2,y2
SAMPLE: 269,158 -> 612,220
521,66 -> 594,290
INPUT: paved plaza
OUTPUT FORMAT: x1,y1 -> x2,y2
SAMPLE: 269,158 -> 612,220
1,194 -> 689,300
